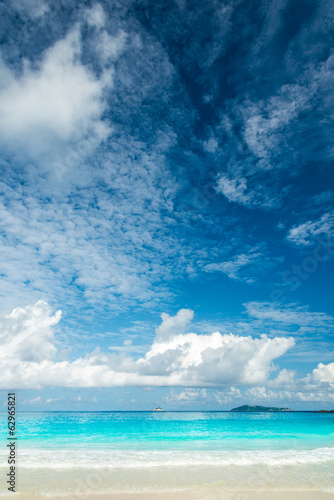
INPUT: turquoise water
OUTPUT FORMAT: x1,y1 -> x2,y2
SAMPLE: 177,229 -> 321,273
1,411 -> 334,495
2,411 -> 333,450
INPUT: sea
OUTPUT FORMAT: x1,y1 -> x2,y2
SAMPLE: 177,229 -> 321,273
0,411 -> 334,497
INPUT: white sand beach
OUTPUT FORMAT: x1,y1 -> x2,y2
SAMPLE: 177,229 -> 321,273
1,491 -> 334,500
1,461 -> 333,499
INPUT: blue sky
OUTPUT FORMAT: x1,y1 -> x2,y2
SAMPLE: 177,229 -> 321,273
0,0 -> 333,410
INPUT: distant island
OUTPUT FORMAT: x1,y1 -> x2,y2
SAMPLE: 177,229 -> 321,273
231,405 -> 293,412
153,407 -> 164,411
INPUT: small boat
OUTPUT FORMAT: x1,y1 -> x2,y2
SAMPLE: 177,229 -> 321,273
153,407 -> 164,411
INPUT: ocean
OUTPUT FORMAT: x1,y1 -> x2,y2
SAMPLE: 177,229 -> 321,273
1,411 -> 334,497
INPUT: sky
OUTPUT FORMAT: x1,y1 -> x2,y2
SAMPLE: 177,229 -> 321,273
0,0 -> 333,411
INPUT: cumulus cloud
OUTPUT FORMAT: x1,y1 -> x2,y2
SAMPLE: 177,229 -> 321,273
140,329 -> 294,386
0,300 -> 61,363
162,373 -> 334,406
268,369 -> 297,389
313,363 -> 334,384
213,386 -> 241,405
155,309 -> 194,341
0,302 -> 296,390
243,368 -> 334,403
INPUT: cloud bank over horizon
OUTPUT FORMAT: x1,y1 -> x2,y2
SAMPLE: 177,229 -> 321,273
1,301 -> 333,405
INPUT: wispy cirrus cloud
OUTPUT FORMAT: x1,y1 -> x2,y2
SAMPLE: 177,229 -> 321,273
203,245 -> 281,283
215,175 -> 252,207
211,14 -> 334,209
244,301 -> 334,329
204,249 -> 262,282
287,211 -> 334,246
242,302 -> 334,364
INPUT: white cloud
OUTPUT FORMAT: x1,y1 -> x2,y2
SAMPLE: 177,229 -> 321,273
0,173 -> 183,312
287,211 -> 334,246
0,302 -> 295,390
1,303 -> 332,403
163,376 -> 334,406
313,363 -> 334,384
215,54 -> 334,209
204,249 -> 263,282
213,386 -> 241,405
0,28 -> 111,162
96,31 -> 127,64
27,396 -> 41,404
245,301 -> 334,328
243,372 -> 334,403
216,175 -> 252,206
203,245 -> 282,283
215,170 -> 283,209
242,83 -> 311,168
155,309 -> 194,341
268,369 -> 297,389
163,388 -> 207,404
203,137 -> 218,153
0,300 -> 61,363
84,4 -> 127,62
85,3 -> 106,28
